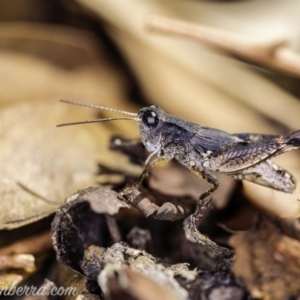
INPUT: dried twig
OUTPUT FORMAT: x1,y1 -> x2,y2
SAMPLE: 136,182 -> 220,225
0,231 -> 52,256
146,15 -> 300,78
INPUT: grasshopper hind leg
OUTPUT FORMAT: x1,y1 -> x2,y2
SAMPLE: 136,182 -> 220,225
230,159 -> 296,193
183,166 -> 232,256
189,167 -> 219,220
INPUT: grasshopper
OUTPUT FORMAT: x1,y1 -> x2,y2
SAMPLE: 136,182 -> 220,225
58,100 -> 300,247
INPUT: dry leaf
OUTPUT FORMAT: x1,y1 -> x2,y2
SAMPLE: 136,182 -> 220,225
230,215 -> 300,299
0,22 -> 127,106
0,101 -> 104,229
0,21 -> 141,229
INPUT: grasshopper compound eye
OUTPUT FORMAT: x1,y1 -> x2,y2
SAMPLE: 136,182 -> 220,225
142,110 -> 159,129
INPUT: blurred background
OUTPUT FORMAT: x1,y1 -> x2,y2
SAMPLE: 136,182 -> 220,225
1,0 -> 300,296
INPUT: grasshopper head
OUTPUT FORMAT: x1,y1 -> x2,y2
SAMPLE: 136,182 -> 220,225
57,100 -> 165,154
137,105 -> 165,153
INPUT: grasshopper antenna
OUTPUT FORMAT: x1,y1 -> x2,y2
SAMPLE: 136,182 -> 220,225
57,117 -> 138,127
57,100 -> 138,127
59,99 -> 137,116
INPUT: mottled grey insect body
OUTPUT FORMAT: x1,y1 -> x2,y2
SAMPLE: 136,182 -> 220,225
137,105 -> 300,194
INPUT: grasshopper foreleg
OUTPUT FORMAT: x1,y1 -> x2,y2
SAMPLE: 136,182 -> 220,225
119,155 -> 171,198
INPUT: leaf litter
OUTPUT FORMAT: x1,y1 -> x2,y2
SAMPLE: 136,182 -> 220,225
1,1 -> 300,299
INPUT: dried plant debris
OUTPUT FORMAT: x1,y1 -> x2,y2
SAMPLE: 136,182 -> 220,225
2,2 -> 300,300
122,186 -> 233,264
177,259 -> 247,300
122,186 -> 195,221
0,16 -> 138,230
230,214 -> 300,299
50,129 -> 243,299
146,14 -> 300,79
51,187 -> 129,275
0,253 -> 35,271
51,184 -> 244,299
0,231 -> 53,256
105,267 -> 183,300
0,274 -> 23,291
55,263 -> 95,300
95,243 -> 193,300
95,243 -> 246,300
0,100 -> 104,230
0,229 -> 55,291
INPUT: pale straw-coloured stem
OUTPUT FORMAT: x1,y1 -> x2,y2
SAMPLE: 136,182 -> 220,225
146,15 -> 300,78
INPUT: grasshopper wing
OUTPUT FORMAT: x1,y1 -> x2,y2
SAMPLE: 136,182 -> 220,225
205,130 -> 300,173
192,126 -> 243,154
201,134 -> 284,173
231,133 -> 279,143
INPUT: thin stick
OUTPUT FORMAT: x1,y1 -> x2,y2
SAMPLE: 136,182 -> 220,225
146,15 -> 300,78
